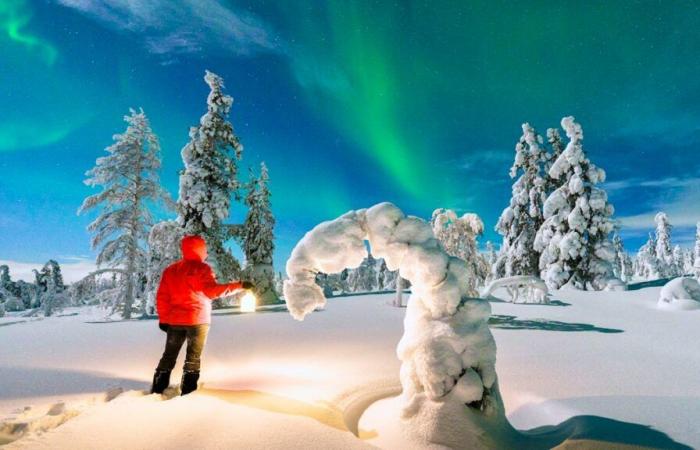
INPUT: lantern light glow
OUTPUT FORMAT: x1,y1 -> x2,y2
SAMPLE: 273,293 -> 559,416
240,292 -> 257,313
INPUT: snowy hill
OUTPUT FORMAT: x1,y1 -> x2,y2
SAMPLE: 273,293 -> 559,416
1,288 -> 696,449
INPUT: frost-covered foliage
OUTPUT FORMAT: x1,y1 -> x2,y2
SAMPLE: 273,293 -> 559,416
242,162 -> 277,304
683,248 -> 695,277
29,260 -> 68,316
612,233 -> 633,282
484,241 -> 498,282
534,117 -> 617,290
694,223 -> 700,278
145,221 -> 183,315
177,70 -> 243,280
79,108 -> 170,319
654,212 -> 675,277
432,208 -> 488,296
284,203 -> 510,448
481,275 -> 549,304
495,124 -> 546,278
658,277 -> 700,310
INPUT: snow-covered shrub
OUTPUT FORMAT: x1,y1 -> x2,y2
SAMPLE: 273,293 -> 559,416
2,295 -> 25,312
534,117 -> 618,290
431,208 -> 488,296
480,275 -> 549,304
495,124 -> 546,278
284,203 -> 512,448
0,302 -> 5,317
658,277 -> 700,310
178,70 -> 243,280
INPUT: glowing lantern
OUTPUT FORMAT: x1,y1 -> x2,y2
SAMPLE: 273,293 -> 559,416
240,292 -> 257,313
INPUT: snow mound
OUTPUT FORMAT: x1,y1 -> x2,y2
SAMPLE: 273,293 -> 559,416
658,277 -> 700,310
481,276 -> 549,304
284,202 -> 514,448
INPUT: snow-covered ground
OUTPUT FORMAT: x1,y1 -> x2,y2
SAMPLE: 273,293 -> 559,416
1,287 -> 697,449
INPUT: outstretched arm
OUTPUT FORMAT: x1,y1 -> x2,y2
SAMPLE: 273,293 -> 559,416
199,265 -> 243,299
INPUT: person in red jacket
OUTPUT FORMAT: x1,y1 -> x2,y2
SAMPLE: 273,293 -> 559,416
150,235 -> 252,395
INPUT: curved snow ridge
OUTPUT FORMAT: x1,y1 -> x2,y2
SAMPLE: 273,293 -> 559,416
332,377 -> 402,437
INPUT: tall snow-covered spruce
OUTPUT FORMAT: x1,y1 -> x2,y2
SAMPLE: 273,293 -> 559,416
242,162 -> 278,304
178,70 -> 243,280
283,203 -> 517,448
79,109 -> 170,319
495,123 -> 546,278
534,116 -> 617,290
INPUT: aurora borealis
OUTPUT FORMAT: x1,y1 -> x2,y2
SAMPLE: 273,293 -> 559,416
2,0 -> 700,271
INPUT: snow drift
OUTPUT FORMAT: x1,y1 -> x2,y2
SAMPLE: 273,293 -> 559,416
284,202 -> 517,448
658,277 -> 700,310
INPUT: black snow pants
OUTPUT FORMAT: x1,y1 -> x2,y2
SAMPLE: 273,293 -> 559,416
157,324 -> 210,373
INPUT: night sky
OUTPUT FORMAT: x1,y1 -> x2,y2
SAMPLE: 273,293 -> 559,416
2,0 -> 700,276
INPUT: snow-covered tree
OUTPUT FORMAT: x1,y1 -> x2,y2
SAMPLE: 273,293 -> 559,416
484,241 -> 498,282
432,209 -> 488,296
635,233 -> 658,280
495,123 -> 546,278
654,212 -> 674,278
79,108 -> 170,319
612,233 -> 633,282
347,254 -> 378,292
283,203 -> 508,448
694,222 -> 700,278
672,245 -> 685,276
544,127 -> 565,194
145,221 -> 183,315
178,70 -> 243,281
534,116 -> 617,290
683,248 -> 695,276
242,162 -> 277,304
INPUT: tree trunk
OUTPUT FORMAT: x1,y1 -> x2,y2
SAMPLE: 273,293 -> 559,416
394,276 -> 404,307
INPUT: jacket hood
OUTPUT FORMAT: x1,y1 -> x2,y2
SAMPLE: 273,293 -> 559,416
181,235 -> 207,262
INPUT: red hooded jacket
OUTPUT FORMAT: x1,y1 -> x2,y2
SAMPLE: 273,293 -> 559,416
156,235 -> 242,325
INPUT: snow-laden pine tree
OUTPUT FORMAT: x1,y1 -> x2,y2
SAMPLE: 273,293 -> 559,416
79,108 -> 170,319
178,70 -> 243,281
495,123 -> 546,278
654,212 -> 674,278
694,222 -> 700,278
534,116 -> 617,290
242,162 -> 277,304
612,233 -> 633,283
145,221 -> 183,315
431,208 -> 488,296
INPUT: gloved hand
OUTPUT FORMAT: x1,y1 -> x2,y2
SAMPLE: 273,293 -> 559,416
159,323 -> 169,332
241,281 -> 254,290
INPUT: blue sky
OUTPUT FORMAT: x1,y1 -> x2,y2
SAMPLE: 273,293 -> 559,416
1,0 -> 699,279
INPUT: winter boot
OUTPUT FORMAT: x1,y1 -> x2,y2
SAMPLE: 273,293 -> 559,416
180,370 -> 200,396
150,369 -> 171,394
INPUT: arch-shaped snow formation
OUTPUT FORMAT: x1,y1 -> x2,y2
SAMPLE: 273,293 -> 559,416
283,202 -> 516,447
